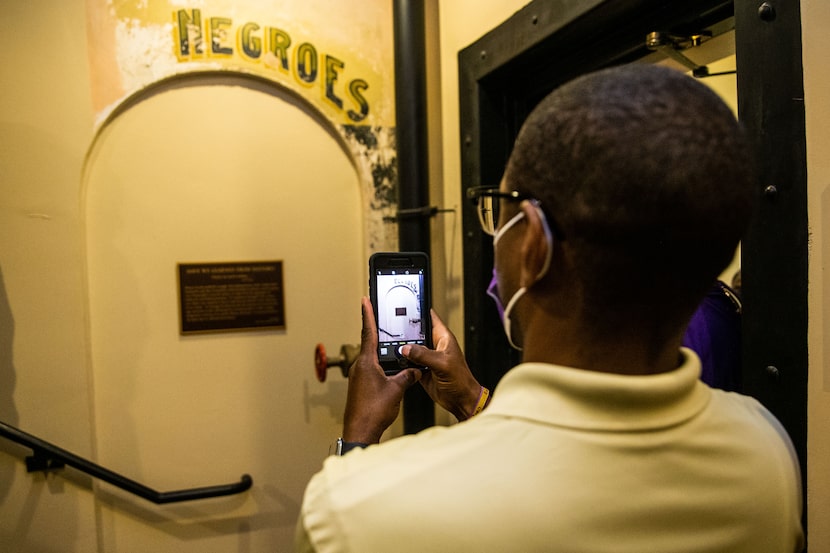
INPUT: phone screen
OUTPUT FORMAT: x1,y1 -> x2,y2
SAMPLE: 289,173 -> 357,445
369,253 -> 431,373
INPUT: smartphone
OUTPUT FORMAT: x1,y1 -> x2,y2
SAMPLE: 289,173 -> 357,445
369,252 -> 433,375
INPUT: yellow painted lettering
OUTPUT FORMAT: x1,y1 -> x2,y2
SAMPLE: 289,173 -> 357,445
210,17 -> 233,56
174,9 -> 203,59
239,22 -> 261,59
267,28 -> 292,71
295,42 -> 318,84
171,14 -> 373,122
325,55 -> 345,109
347,79 -> 370,122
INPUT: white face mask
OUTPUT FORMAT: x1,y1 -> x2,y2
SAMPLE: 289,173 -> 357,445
491,203 -> 554,351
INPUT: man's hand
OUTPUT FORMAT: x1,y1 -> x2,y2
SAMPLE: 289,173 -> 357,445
401,309 -> 482,421
342,297 -> 422,444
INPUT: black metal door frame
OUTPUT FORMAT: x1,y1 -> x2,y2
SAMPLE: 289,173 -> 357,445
459,0 -> 807,528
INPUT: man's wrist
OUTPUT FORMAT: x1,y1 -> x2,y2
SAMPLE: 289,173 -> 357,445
453,380 -> 489,421
342,406 -> 408,444
335,438 -> 368,455
470,386 -> 490,417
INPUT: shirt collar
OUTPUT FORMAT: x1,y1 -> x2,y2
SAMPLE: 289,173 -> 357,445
484,348 -> 711,431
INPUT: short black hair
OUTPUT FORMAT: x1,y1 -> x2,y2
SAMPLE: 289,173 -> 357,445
505,64 -> 754,332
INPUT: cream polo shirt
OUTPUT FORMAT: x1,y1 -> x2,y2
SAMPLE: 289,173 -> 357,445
296,349 -> 804,553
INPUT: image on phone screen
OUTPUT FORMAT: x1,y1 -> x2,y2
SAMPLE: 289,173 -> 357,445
374,268 -> 427,361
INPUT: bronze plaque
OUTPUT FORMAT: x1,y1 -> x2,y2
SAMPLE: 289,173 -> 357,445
178,261 -> 285,334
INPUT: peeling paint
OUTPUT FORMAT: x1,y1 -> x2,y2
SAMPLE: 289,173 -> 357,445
342,125 -> 397,209
342,125 -> 398,252
115,19 -> 184,91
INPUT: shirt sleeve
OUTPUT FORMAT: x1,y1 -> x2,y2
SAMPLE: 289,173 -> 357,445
294,515 -> 316,553
295,464 -> 343,553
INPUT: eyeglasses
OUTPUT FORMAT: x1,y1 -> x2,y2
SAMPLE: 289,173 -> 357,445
466,186 -> 564,238
466,187 -> 528,235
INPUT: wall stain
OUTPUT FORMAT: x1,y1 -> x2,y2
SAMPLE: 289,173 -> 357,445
342,124 -> 399,252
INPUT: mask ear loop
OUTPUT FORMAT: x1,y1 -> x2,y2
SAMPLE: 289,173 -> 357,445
528,200 -> 554,283
491,210 -> 529,351
492,210 -> 526,248
498,202 -> 555,352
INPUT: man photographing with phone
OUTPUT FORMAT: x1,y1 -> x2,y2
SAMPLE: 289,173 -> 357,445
295,64 -> 804,552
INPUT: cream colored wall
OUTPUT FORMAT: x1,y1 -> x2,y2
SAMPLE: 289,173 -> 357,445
83,82 -> 361,552
802,1 -> 830,550
0,1 -> 99,551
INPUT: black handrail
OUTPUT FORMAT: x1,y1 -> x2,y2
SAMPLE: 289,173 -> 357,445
0,420 -> 252,504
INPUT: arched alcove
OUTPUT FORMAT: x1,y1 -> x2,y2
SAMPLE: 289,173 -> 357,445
81,74 -> 369,550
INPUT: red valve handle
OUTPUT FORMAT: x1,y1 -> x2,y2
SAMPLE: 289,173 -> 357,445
314,343 -> 328,382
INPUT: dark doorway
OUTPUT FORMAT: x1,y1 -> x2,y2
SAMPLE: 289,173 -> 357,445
458,0 -> 807,525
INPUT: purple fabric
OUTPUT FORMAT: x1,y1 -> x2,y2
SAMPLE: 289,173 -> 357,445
486,268 -> 505,321
682,281 -> 742,392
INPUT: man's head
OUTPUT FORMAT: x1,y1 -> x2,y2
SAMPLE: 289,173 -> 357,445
501,64 -> 754,338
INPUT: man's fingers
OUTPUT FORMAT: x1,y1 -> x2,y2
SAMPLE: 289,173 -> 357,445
429,308 -> 457,350
359,296 -> 379,356
430,308 -> 447,332
390,368 -> 422,390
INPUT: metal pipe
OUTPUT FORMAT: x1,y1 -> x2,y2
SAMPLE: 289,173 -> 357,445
393,0 -> 434,433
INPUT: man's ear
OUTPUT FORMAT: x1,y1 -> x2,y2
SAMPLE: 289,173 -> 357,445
518,200 -> 552,287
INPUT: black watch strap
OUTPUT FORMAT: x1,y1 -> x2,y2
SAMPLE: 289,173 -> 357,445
336,438 -> 368,455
